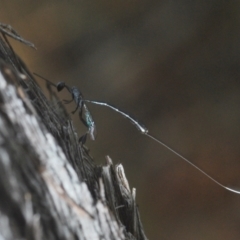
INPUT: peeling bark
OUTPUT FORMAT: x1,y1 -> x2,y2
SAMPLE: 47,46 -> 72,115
0,24 -> 147,240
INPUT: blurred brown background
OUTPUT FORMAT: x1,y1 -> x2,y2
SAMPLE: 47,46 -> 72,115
2,1 -> 240,239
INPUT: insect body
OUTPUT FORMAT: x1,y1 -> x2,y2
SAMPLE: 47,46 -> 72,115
34,73 -> 240,195
63,86 -> 96,140
34,73 -> 96,140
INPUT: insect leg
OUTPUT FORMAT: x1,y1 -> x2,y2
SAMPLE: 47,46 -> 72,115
63,98 -> 74,104
33,73 -> 58,88
79,133 -> 88,145
72,98 -> 82,114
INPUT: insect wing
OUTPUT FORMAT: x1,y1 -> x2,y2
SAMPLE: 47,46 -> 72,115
83,104 -> 96,140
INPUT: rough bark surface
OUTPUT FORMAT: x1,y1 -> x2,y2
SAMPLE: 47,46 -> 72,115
0,24 -> 147,240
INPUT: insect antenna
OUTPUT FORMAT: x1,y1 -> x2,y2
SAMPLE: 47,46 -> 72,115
33,73 -> 57,88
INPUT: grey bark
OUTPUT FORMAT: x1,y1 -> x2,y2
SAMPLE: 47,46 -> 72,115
0,24 -> 147,240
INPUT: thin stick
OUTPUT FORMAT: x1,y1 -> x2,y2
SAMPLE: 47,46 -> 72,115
0,23 -> 36,49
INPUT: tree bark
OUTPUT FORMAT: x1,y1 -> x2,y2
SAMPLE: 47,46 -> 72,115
0,24 -> 147,240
